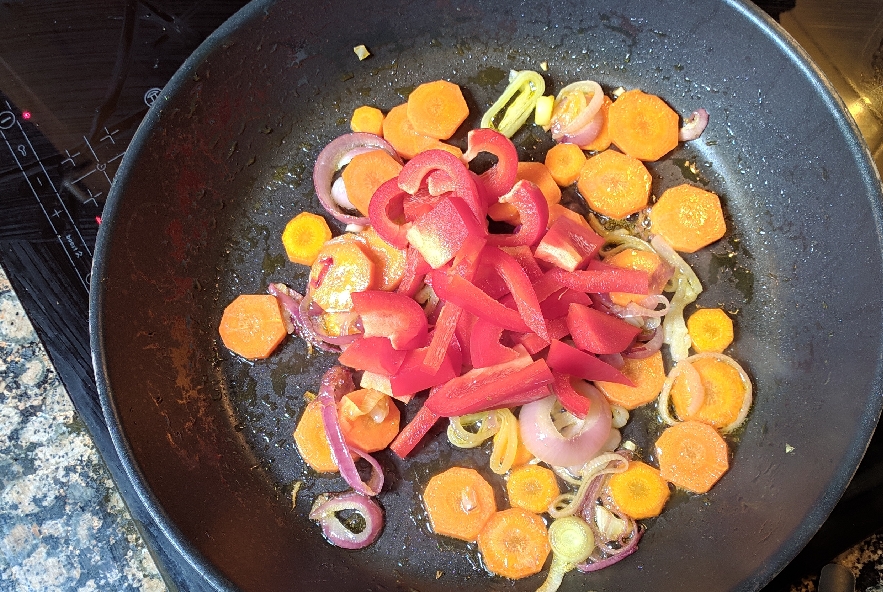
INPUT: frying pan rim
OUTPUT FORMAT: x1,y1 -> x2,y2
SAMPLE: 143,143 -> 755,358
88,0 -> 883,590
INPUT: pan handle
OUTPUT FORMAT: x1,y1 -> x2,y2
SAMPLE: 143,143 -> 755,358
817,563 -> 855,592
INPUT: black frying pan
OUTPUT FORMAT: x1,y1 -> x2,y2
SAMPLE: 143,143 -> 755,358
90,0 -> 883,590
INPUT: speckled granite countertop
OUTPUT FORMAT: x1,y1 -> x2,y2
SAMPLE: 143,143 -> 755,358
0,266 -> 165,591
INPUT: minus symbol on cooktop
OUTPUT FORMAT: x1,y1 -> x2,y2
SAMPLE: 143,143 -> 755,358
0,111 -> 14,130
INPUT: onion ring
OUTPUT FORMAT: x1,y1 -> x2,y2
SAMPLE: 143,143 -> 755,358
309,491 -> 384,549
576,523 -> 643,572
313,132 -> 401,225
550,81 -> 604,141
268,283 -> 337,353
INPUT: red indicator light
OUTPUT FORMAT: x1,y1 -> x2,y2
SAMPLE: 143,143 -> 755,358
96,216 -> 102,225
21,111 -> 31,120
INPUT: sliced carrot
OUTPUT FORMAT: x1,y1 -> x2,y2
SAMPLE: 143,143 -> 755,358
407,80 -> 470,140
382,103 -> 463,160
218,294 -> 287,360
596,350 -> 666,410
338,388 -> 400,453
544,143 -> 586,187
577,149 -> 651,219
309,235 -> 377,312
516,161 -> 561,206
318,310 -> 360,338
360,226 -> 407,291
671,357 -> 746,429
512,437 -> 535,466
581,95 -> 613,152
649,184 -> 727,253
341,149 -> 403,217
547,203 -> 590,228
487,201 -> 521,225
281,211 -> 332,266
423,467 -> 497,542
350,105 -> 385,136
477,508 -> 551,580
656,420 -> 729,494
687,308 -> 734,353
607,460 -> 670,519
294,398 -> 341,472
608,89 -> 679,161
506,464 -> 560,514
605,248 -> 668,306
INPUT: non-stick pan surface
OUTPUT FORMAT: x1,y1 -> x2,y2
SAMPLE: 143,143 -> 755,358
90,0 -> 883,590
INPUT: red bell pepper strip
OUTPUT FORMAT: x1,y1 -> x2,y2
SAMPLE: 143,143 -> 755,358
397,149 -> 486,224
551,372 -> 591,419
388,337 -> 461,400
539,287 -> 593,319
487,180 -> 549,248
429,270 -> 529,332
546,340 -> 633,385
547,264 -> 651,295
389,403 -> 440,459
395,246 -> 431,298
351,290 -> 429,350
567,302 -> 642,355
367,177 -> 411,249
470,317 -> 519,369
425,356 -> 555,417
534,216 -> 605,272
462,128 -> 519,203
502,245 -> 544,282
337,336 -> 407,376
519,331 -> 550,355
481,246 -> 549,341
422,235 -> 485,371
403,186 -> 446,221
406,195 -> 486,269
454,311 -> 478,370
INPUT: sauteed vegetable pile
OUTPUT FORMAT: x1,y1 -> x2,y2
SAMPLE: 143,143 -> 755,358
217,70 -> 752,591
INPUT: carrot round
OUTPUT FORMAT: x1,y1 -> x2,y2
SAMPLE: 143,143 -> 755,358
407,80 -> 470,140
360,227 -> 407,291
544,143 -> 586,187
577,149 -> 651,219
547,203 -> 590,228
517,161 -> 562,206
218,294 -> 288,359
294,398 -> 342,472
350,105 -> 385,136
309,236 -> 377,312
382,103 -> 463,160
581,95 -> 613,152
671,357 -> 747,429
649,184 -> 726,253
607,460 -> 670,519
512,437 -> 535,467
281,211 -> 332,265
605,248 -> 667,306
477,508 -> 551,580
338,388 -> 400,452
423,467 -> 497,542
596,350 -> 666,410
506,464 -> 560,514
608,89 -> 679,161
656,420 -> 729,494
341,149 -> 403,217
687,308 -> 734,353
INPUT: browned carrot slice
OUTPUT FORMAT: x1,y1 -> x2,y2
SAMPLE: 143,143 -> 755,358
423,467 -> 497,542
596,350 -> 666,410
350,105 -> 385,135
506,464 -> 560,514
281,211 -> 332,265
407,80 -> 470,140
608,89 -> 679,161
516,161 -> 562,206
544,142 -> 586,187
477,508 -> 550,580
649,184 -> 726,253
293,398 -> 340,472
607,460 -> 670,519
218,294 -> 288,359
577,149 -> 652,219
656,420 -> 729,494
341,149 -> 403,216
382,103 -> 463,160
687,308 -> 734,353
338,388 -> 400,453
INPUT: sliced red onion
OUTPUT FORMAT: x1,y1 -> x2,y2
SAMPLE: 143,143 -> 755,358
681,361 -> 707,416
313,133 -> 401,225
576,523 -> 643,572
519,386 -> 612,467
309,491 -> 384,549
550,81 -> 604,141
298,291 -> 360,348
597,353 -> 624,369
622,326 -> 664,359
559,109 -> 604,146
318,366 -> 384,496
331,177 -> 357,211
679,108 -> 709,142
268,283 -> 337,353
